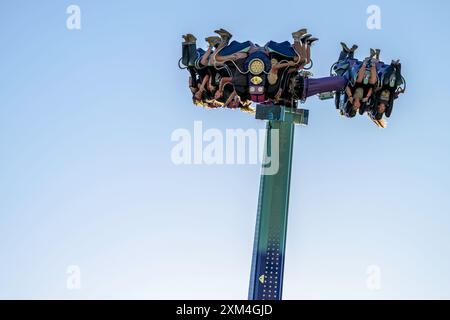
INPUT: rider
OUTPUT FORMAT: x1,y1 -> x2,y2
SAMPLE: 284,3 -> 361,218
335,42 -> 359,116
212,29 -> 249,64
211,29 -> 251,102
335,42 -> 359,77
201,36 -> 224,93
200,36 -> 221,66
193,35 -> 231,102
372,59 -> 404,118
197,36 -> 234,100
267,28 -> 318,102
345,54 -> 378,115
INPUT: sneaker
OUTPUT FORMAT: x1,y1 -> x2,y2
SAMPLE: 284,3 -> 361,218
292,28 -> 308,40
183,33 -> 197,43
205,36 -> 221,47
307,37 -> 319,45
300,34 -> 312,44
214,29 -> 233,41
375,49 -> 381,60
340,42 -> 351,53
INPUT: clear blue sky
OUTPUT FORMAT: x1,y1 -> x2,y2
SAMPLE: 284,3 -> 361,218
0,0 -> 449,299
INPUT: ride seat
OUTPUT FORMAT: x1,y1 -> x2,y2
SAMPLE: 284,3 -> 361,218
219,41 -> 253,56
265,41 -> 297,58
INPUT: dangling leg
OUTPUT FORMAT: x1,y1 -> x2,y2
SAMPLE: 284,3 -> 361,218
369,62 -> 378,85
305,37 -> 319,65
212,29 -> 243,63
182,34 -> 198,67
392,59 -> 402,86
340,42 -> 351,60
292,30 -> 308,66
200,47 -> 213,67
339,42 -> 358,60
356,60 -> 368,83
293,42 -> 307,66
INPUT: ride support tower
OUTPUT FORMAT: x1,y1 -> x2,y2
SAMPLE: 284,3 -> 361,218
248,105 -> 308,300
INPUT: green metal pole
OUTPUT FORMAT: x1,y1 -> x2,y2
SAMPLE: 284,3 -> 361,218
249,106 -> 305,300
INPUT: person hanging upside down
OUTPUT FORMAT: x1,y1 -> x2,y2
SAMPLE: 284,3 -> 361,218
191,36 -> 228,102
334,42 -> 359,77
372,59 -> 404,119
266,28 -> 318,102
212,29 -> 249,64
346,56 -> 378,115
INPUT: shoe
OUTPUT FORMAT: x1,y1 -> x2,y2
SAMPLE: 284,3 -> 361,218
183,33 -> 197,43
214,28 -> 233,41
340,42 -> 351,53
306,37 -> 319,45
375,49 -> 381,60
350,44 -> 358,52
205,36 -> 221,47
300,34 -> 312,44
292,28 -> 307,40
370,48 -> 376,59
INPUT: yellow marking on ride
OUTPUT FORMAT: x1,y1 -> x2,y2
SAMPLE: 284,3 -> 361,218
249,59 -> 265,75
251,76 -> 263,85
259,275 -> 265,284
